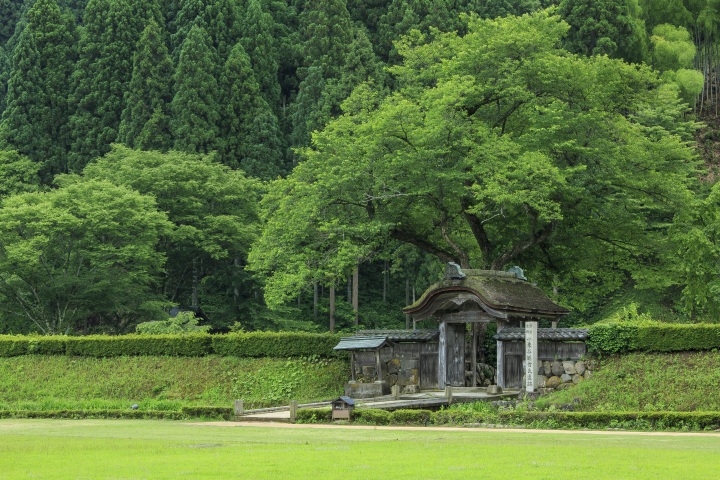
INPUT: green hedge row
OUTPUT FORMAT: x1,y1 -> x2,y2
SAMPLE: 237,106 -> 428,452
296,407 -> 720,431
0,332 -> 341,358
0,406 -> 233,420
295,407 -> 434,426
587,323 -> 720,355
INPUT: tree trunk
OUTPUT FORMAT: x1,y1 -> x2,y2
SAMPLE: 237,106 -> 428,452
405,277 -> 411,329
329,284 -> 335,333
313,282 -> 318,321
352,264 -> 359,326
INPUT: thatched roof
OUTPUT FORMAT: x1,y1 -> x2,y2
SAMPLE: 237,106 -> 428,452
403,269 -> 569,320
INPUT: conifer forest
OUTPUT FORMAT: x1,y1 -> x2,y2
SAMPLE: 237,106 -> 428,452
1,0 -> 720,335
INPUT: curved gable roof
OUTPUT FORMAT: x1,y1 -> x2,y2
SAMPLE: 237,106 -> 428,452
403,269 -> 569,319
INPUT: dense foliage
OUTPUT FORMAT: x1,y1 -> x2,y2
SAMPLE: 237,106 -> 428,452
0,332 -> 341,357
1,0 -> 720,334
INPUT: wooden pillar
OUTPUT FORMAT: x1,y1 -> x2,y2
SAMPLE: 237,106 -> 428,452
289,400 -> 298,422
438,321 -> 447,388
471,323 -> 478,388
350,353 -> 356,381
375,349 -> 382,382
496,338 -> 504,389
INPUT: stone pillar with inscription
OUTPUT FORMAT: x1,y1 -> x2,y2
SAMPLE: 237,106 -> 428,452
525,321 -> 538,393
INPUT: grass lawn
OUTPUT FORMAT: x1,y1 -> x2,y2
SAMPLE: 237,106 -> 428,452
2,420 -> 720,479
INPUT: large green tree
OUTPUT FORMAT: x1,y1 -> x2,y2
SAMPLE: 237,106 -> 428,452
558,0 -> 648,63
117,19 -> 174,151
81,145 -> 259,329
240,0 -> 282,111
0,179 -> 171,335
67,0 -> 156,172
250,11 -> 700,313
170,23 -> 220,154
218,42 -> 285,178
0,0 -> 77,182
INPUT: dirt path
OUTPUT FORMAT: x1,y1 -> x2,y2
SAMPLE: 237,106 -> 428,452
189,421 -> 720,437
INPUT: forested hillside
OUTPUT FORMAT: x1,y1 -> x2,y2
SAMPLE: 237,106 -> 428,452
0,0 -> 719,335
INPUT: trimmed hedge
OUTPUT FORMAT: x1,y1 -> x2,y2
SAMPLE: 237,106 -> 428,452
296,407 -> 720,431
211,332 -> 341,358
0,332 -> 341,358
498,411 -> 720,431
587,323 -> 720,355
65,334 -> 212,357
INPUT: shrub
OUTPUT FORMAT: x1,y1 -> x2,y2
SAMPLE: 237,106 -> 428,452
588,322 -> 720,355
353,408 -> 392,425
636,324 -> 720,352
500,411 -> 720,431
180,406 -> 233,420
65,334 -> 212,357
391,409 -> 432,425
586,324 -> 639,355
295,407 -> 332,423
0,335 -> 68,356
211,332 -> 341,358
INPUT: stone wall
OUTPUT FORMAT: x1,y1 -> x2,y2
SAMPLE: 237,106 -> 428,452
533,359 -> 596,393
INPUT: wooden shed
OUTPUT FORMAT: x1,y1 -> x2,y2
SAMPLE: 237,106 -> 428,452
334,330 -> 439,396
403,264 -> 569,389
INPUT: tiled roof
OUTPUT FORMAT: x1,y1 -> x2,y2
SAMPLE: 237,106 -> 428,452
494,327 -> 589,341
333,329 -> 439,351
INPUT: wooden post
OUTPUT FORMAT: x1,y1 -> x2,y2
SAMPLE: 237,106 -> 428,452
289,400 -> 298,422
496,338 -> 504,389
375,349 -> 382,383
350,353 -> 356,381
234,400 -> 244,417
445,385 -> 453,404
438,321 -> 447,388
471,323 -> 478,388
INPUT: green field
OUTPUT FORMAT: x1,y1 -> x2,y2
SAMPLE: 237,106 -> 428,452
2,420 -> 719,479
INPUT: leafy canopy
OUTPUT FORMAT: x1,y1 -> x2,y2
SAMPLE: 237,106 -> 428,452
0,180 -> 171,334
250,11 -> 699,311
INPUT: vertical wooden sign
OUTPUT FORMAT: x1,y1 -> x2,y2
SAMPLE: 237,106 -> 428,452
525,321 -> 538,393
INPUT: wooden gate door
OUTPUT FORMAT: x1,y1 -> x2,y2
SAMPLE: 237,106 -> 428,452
503,341 -> 524,388
420,353 -> 438,389
445,323 -> 466,386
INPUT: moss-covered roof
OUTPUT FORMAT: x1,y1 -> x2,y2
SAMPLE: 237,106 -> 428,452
403,270 -> 569,318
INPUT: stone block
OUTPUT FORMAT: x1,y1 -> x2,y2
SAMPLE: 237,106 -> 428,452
543,361 -> 552,376
487,385 -> 503,394
583,370 -> 593,380
572,374 -> 584,384
560,373 -> 573,383
402,384 -> 419,394
398,367 -> 419,385
545,376 -> 561,389
563,361 -> 577,375
344,381 -> 389,399
537,375 -> 548,388
387,358 -> 401,374
551,361 -> 564,376
575,361 -> 586,375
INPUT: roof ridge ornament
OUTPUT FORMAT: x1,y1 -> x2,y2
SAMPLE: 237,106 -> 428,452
507,265 -> 527,281
445,262 -> 466,280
